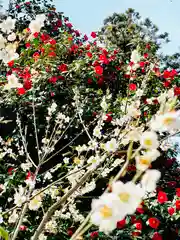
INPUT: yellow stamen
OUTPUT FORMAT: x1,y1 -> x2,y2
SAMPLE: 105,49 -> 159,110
100,205 -> 112,218
119,192 -> 130,203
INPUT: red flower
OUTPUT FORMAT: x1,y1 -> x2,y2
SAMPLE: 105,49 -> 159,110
90,231 -> 99,238
86,52 -> 93,58
131,216 -> 137,224
91,32 -> 96,38
17,88 -> 26,95
48,52 -> 56,57
146,43 -> 151,50
66,22 -> 72,28
49,39 -> 56,45
129,83 -> 137,91
57,20 -> 62,27
33,52 -> 40,58
174,87 -> 180,96
67,228 -> 73,236
84,34 -> 88,41
157,191 -> 168,204
26,171 -> 32,180
97,77 -> 104,86
8,167 -> 15,175
105,113 -> 112,122
58,76 -> 65,80
175,200 -> 180,210
167,181 -> 177,188
33,32 -> 39,38
99,55 -> 109,64
163,81 -> 170,88
139,61 -> 145,68
135,222 -> 142,231
25,42 -> 31,48
58,64 -> 68,72
41,33 -> 50,43
176,188 -> 180,197
136,206 -> 144,214
148,218 -> 160,229
152,232 -> 162,240
8,60 -> 14,67
87,78 -> 93,85
132,231 -> 141,237
144,53 -> 148,58
117,218 -> 126,229
153,99 -> 159,105
168,207 -> 175,216
163,70 -> 171,79
24,80 -> 32,90
49,76 -> 57,84
94,66 -> 103,75
19,225 -> 27,231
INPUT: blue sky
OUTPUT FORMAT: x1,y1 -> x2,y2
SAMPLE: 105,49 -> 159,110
54,0 -> 180,55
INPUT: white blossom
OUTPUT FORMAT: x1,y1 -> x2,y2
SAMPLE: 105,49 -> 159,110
140,131 -> 159,149
0,17 -> 16,33
104,138 -> 118,152
141,169 -> 161,193
91,193 -> 123,233
112,181 -> 144,215
4,74 -> 22,90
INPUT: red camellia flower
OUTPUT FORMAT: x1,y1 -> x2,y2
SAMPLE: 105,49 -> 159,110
167,181 -> 176,188
175,200 -> 180,210
49,76 -> 57,84
136,206 -> 144,214
157,191 -> 168,204
48,52 -> 56,57
19,225 -> 27,231
90,231 -> 99,238
132,231 -> 141,237
25,42 -> 31,48
135,222 -> 142,231
84,34 -> 88,41
87,78 -> 93,85
8,167 -> 15,175
86,52 -> 93,58
117,218 -> 126,229
58,64 -> 68,72
49,39 -> 56,45
168,207 -> 175,216
94,66 -> 103,75
163,81 -> 170,88
176,188 -> 180,197
91,32 -> 96,38
67,228 -> 73,236
8,60 -> 14,67
146,43 -> 151,50
105,113 -> 112,122
129,83 -> 137,91
24,80 -> 32,90
17,88 -> 26,95
33,32 -> 39,38
174,87 -> 180,96
66,22 -> 73,28
148,217 -> 160,229
33,52 -> 40,59
152,232 -> 162,240
144,53 -> 148,58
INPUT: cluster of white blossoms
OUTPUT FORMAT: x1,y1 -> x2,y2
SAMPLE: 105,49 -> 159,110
0,14 -> 46,65
90,108 -> 180,233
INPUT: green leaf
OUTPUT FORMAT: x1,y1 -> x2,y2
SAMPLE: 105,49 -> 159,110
0,227 -> 8,240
